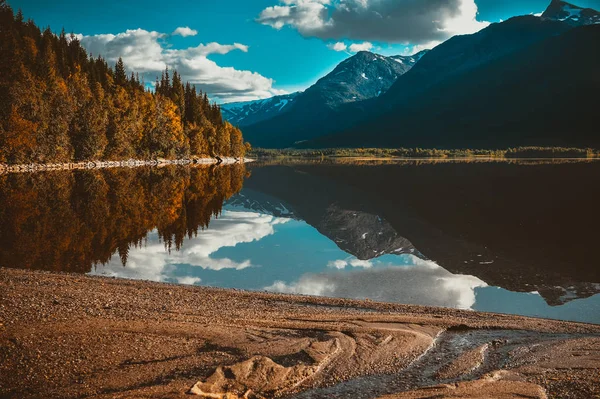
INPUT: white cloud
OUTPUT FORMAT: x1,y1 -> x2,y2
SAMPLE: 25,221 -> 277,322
348,41 -> 372,52
90,211 -> 290,283
177,276 -> 202,285
258,0 -> 490,45
79,29 -> 285,102
80,29 -> 167,73
173,26 -> 198,37
266,256 -> 487,310
328,42 -> 347,51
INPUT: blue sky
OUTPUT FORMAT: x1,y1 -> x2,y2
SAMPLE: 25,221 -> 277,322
10,0 -> 600,102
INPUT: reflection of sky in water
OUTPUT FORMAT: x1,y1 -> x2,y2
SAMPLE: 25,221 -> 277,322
90,209 -> 600,324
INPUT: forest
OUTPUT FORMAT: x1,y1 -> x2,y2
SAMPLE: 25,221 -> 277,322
0,1 -> 247,164
0,164 -> 247,272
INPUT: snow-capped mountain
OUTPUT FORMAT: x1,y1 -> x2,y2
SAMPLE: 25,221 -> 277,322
299,50 -> 429,109
220,92 -> 300,127
223,50 -> 427,130
241,50 -> 428,147
542,0 -> 600,26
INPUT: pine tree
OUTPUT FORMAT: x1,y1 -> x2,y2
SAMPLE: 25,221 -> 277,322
114,57 -> 127,87
15,8 -> 23,24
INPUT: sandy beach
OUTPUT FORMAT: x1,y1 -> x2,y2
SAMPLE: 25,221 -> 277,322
1,268 -> 599,399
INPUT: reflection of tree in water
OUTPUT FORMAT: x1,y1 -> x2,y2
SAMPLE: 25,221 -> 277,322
0,164 -> 247,273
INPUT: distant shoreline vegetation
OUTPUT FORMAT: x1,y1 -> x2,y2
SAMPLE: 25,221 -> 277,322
250,147 -> 600,160
0,2 -> 248,165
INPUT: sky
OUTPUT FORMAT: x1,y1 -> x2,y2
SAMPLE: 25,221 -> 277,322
10,0 -> 600,103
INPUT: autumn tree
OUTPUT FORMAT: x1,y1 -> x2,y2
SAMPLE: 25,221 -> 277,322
230,127 -> 245,158
0,6 -> 246,164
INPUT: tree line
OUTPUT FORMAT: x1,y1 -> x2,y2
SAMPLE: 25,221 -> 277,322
250,147 -> 599,159
0,1 -> 248,164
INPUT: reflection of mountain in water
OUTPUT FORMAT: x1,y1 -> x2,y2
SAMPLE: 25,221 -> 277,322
227,188 -> 420,261
242,162 -> 600,306
226,189 -> 296,219
318,205 -> 419,260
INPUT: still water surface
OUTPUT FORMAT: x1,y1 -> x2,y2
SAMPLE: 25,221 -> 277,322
1,160 -> 598,323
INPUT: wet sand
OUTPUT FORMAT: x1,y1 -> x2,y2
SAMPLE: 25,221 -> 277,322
1,268 -> 599,399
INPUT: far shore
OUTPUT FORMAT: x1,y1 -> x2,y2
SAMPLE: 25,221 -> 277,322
253,155 -> 600,161
1,267 -> 599,399
0,157 -> 254,174
249,146 -> 600,161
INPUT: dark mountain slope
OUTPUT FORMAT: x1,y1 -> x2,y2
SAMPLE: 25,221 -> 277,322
308,24 -> 600,149
380,16 -> 572,108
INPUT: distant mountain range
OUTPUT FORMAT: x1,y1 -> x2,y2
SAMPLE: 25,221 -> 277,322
220,92 -> 301,127
231,0 -> 600,149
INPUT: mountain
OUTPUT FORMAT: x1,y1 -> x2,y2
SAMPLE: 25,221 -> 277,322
308,21 -> 600,149
295,50 -> 428,110
220,92 -> 300,127
542,0 -> 600,26
241,51 -> 427,148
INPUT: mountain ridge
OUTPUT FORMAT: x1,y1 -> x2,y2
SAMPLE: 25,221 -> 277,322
236,50 -> 428,147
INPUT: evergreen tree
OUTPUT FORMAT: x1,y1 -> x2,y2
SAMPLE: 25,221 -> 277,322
114,57 -> 127,87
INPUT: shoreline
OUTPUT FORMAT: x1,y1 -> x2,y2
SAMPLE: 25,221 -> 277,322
1,268 -> 599,399
0,157 -> 253,175
252,155 -> 600,162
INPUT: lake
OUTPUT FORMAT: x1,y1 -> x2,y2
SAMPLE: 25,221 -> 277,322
1,159 -> 599,324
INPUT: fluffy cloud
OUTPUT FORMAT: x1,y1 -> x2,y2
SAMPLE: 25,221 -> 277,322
348,41 -> 372,52
266,257 -> 487,310
79,29 -> 285,102
90,211 -> 290,283
258,0 -> 490,45
327,41 -> 372,53
80,29 -> 166,72
328,41 -> 348,51
173,26 -> 198,37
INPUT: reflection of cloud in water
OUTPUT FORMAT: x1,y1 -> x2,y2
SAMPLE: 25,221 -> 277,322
327,258 -> 373,270
266,257 -> 487,310
91,211 -> 289,282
